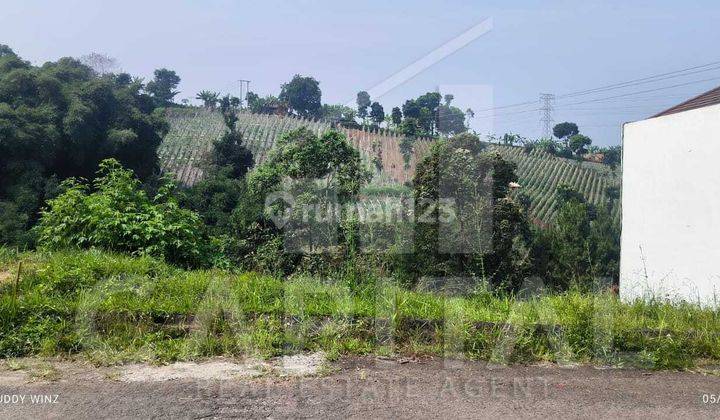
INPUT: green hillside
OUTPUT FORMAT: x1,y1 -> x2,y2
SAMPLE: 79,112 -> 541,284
159,108 -> 621,225
491,145 -> 621,226
159,108 -> 329,185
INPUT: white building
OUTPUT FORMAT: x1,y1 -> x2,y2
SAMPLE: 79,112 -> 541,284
621,86 -> 720,306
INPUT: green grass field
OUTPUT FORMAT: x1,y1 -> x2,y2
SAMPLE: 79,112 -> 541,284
1,249 -> 716,369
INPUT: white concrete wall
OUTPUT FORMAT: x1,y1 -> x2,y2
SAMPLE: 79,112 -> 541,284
620,103 -> 720,306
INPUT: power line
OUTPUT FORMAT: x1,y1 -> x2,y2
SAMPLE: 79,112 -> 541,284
474,75 -> 720,120
474,98 -> 686,120
557,62 -> 720,99
471,99 -> 538,113
473,59 -> 720,114
474,107 -> 541,119
556,75 -> 720,107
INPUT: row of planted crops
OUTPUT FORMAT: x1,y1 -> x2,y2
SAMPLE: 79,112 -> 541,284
159,109 -> 330,185
158,108 -> 620,226
492,146 -> 621,226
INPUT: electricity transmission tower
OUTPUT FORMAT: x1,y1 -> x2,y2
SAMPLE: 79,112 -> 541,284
238,79 -> 251,108
539,93 -> 555,139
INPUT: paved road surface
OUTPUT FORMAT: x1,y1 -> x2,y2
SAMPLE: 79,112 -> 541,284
1,357 -> 719,419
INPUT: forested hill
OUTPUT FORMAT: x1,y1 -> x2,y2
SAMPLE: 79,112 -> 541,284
159,108 -> 621,226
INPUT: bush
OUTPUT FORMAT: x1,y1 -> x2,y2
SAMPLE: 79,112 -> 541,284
35,159 -> 216,268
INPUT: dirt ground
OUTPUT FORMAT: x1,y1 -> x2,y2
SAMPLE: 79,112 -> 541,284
1,356 -> 720,419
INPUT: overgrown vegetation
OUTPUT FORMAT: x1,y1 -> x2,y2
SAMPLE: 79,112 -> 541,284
0,42 -> 693,372
1,250 -> 716,369
35,160 -> 217,268
0,45 -> 169,248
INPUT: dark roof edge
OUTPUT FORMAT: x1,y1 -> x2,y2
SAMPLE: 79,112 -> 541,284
651,85 -> 720,119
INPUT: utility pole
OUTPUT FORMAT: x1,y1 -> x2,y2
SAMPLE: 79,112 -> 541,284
238,79 -> 250,109
539,93 -> 555,139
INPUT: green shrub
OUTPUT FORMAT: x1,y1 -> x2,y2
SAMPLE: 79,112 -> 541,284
35,159 -> 216,268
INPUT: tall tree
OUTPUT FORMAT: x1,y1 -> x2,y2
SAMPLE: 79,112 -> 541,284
369,101 -> 385,126
401,118 -> 419,137
391,106 -> 402,127
437,104 -> 467,135
411,133 -> 531,290
602,145 -> 622,170
553,122 -> 579,146
146,68 -> 181,106
540,184 -> 620,289
402,92 -> 442,136
356,91 -> 371,123
239,128 -> 371,267
279,74 -> 322,118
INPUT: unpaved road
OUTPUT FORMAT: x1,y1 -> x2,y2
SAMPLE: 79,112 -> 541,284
1,357 -> 720,419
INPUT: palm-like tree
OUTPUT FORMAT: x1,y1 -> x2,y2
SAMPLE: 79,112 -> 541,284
196,90 -> 219,110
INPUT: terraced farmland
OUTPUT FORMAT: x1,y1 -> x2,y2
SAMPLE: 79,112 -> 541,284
159,108 -> 329,185
158,109 -> 224,185
491,145 -> 621,226
159,108 -> 620,226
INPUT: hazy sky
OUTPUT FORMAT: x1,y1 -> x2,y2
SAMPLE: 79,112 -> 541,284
2,0 -> 720,146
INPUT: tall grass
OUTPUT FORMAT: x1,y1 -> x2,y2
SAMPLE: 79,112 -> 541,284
1,250 -> 718,369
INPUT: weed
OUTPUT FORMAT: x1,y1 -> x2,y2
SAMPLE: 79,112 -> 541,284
1,250 -> 719,370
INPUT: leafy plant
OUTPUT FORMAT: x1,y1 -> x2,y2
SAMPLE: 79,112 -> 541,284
36,159 -> 215,268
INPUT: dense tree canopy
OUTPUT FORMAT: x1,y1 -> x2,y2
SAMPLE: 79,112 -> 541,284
146,68 -> 181,106
0,45 -> 168,246
402,92 -> 442,136
249,127 -> 370,202
410,133 -> 532,290
437,104 -> 467,135
369,101 -> 385,126
356,91 -> 370,121
568,134 -> 592,157
553,122 -> 579,144
533,184 -> 620,289
321,104 -> 356,125
391,107 -> 402,126
602,145 -> 622,170
279,75 -> 322,118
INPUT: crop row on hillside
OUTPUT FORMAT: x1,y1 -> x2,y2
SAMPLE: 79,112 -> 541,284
491,145 -> 622,226
236,112 -> 330,162
160,109 -> 333,185
159,108 -> 620,225
158,109 -> 226,185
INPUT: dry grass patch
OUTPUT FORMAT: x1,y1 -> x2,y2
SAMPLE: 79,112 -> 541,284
0,270 -> 13,286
